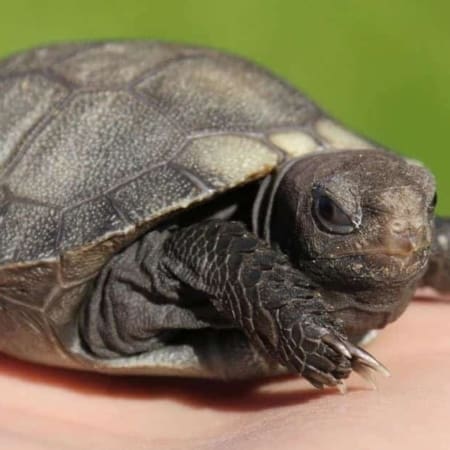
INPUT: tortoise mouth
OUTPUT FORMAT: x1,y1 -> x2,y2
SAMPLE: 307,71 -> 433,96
316,238 -> 430,259
330,244 -> 431,260
312,244 -> 431,287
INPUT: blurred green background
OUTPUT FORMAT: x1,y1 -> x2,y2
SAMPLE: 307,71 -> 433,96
1,0 -> 449,212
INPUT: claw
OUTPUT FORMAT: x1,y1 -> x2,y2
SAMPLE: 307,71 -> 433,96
322,334 -> 352,359
305,366 -> 339,388
347,343 -> 390,377
309,379 -> 324,390
353,360 -> 377,390
336,380 -> 348,395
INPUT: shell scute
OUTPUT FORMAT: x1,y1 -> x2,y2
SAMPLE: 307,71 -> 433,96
0,202 -> 60,264
109,164 -> 205,223
135,55 -> 320,133
0,74 -> 68,170
7,90 -> 186,208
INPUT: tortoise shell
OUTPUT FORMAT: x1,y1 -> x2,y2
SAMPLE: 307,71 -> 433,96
0,41 -> 374,373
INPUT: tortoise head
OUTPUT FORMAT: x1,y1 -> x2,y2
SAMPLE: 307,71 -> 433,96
269,149 -> 436,333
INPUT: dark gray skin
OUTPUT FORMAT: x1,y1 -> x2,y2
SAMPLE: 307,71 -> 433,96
81,149 -> 438,388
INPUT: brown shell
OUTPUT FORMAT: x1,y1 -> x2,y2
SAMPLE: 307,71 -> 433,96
0,42 -> 374,372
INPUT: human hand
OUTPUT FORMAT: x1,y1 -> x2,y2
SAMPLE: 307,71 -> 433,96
0,293 -> 448,450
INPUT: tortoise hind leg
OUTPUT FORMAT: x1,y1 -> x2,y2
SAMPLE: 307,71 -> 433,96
420,216 -> 450,292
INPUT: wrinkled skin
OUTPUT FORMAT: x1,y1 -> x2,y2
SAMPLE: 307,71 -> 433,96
0,293 -> 448,450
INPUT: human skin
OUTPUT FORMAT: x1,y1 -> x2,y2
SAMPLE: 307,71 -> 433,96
0,293 -> 448,450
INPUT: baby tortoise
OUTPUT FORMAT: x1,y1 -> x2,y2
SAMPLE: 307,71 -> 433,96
0,41 -> 448,390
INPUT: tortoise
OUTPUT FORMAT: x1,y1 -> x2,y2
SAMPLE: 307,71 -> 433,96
0,41 -> 448,389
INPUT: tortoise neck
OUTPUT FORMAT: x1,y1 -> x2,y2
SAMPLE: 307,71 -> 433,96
251,157 -> 301,243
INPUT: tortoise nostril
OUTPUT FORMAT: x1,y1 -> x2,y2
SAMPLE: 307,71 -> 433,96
386,221 -> 428,255
391,220 -> 406,234
390,235 -> 417,254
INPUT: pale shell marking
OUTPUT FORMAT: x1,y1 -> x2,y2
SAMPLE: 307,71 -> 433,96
269,131 -> 319,157
178,135 -> 279,189
315,118 -> 375,150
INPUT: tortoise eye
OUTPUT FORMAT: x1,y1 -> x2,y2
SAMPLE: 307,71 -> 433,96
313,194 -> 355,234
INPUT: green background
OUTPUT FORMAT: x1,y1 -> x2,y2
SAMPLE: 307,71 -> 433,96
1,0 -> 449,212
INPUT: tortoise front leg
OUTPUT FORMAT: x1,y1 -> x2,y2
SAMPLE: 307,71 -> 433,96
420,217 -> 450,292
81,220 -> 386,386
160,220 -> 386,388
